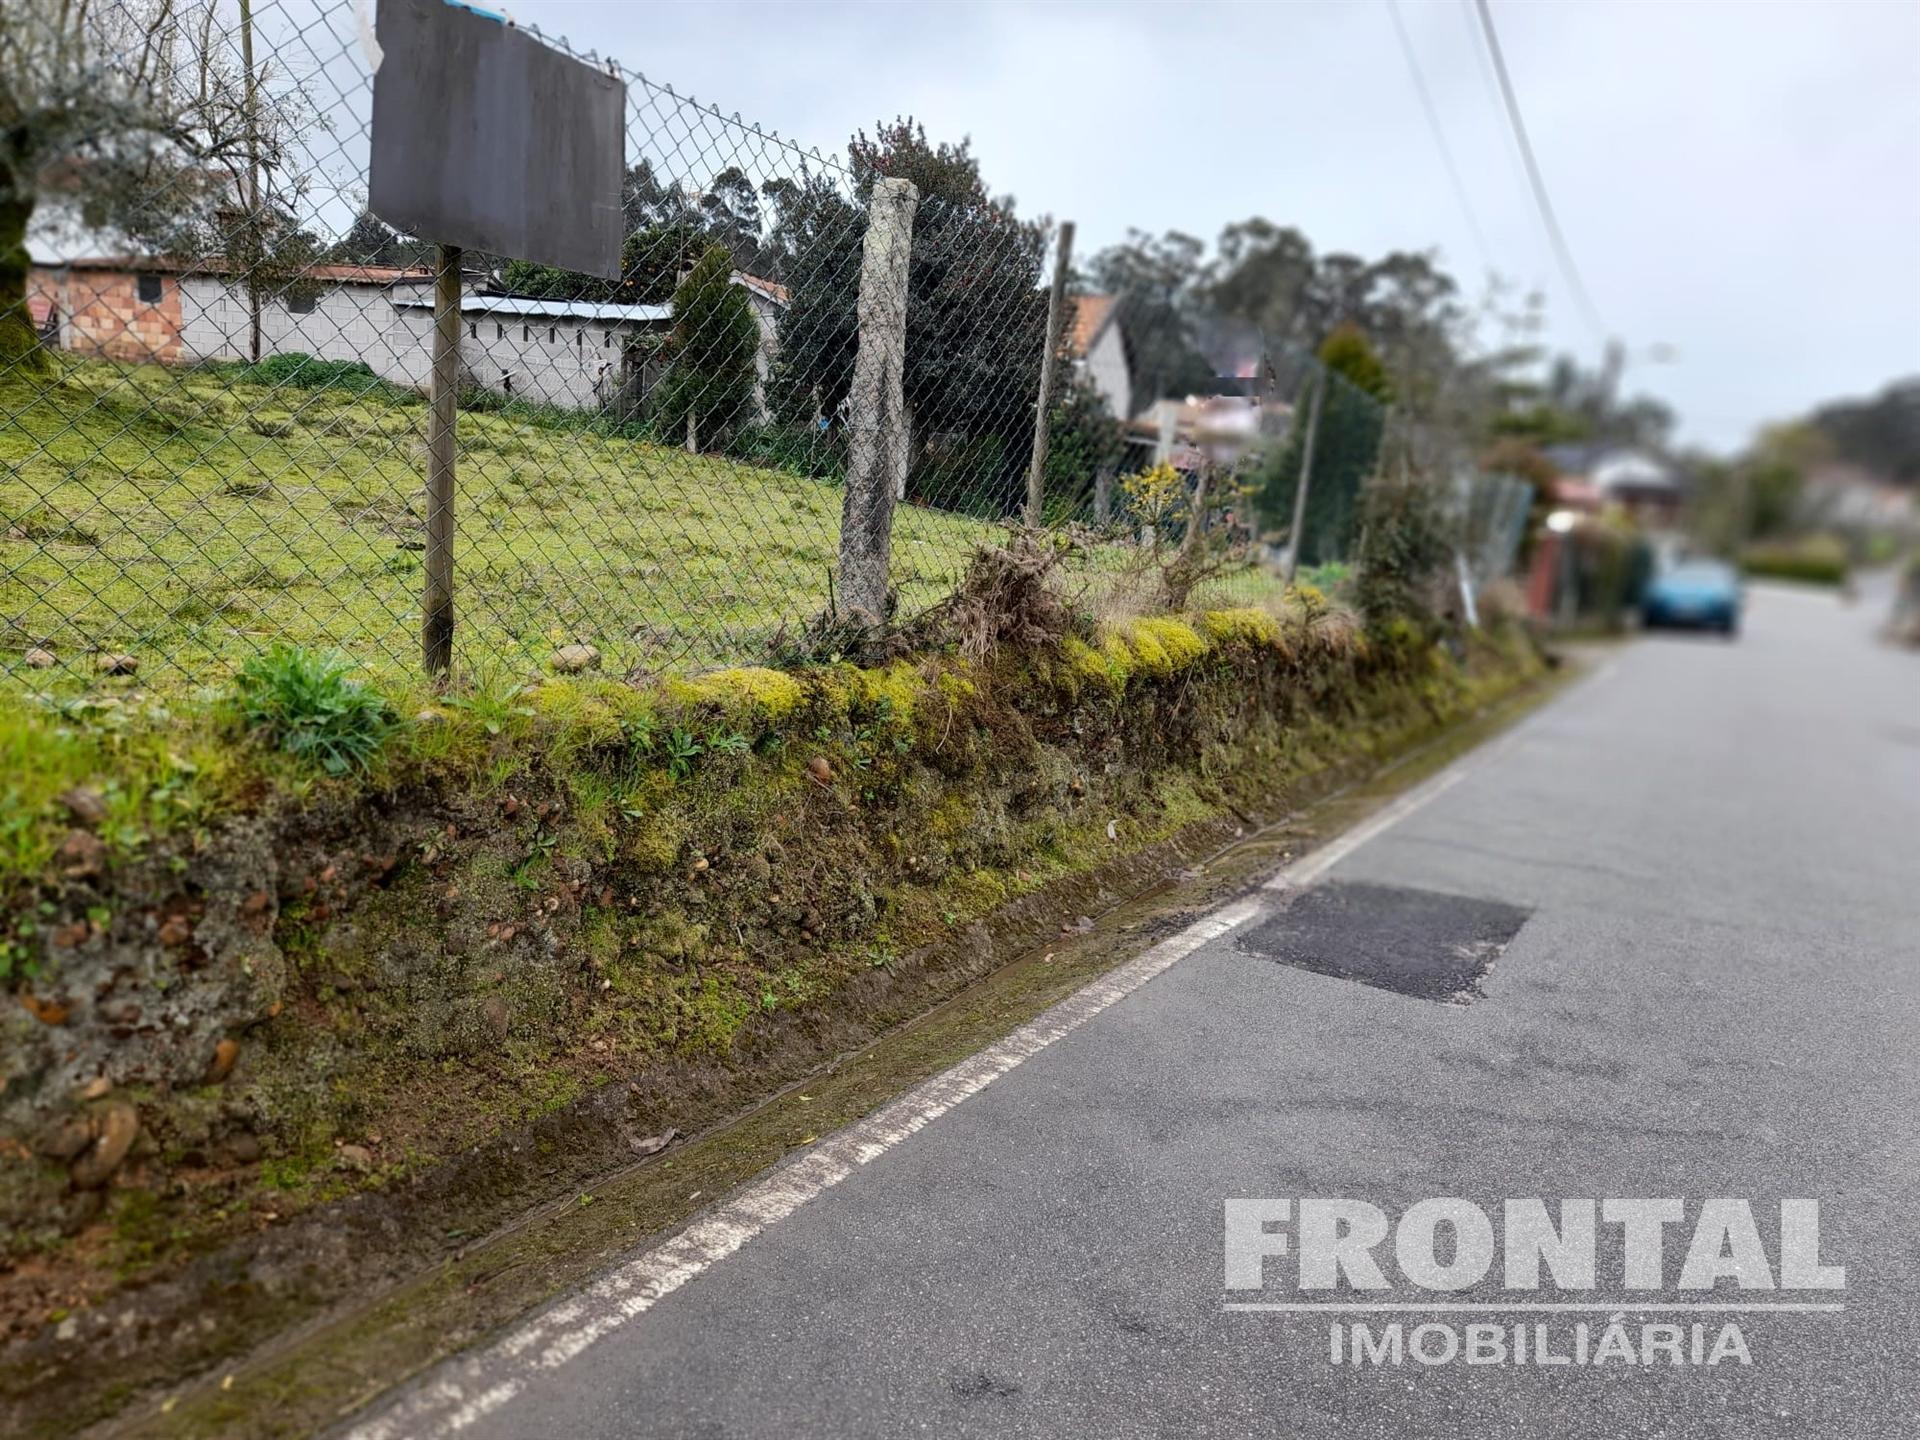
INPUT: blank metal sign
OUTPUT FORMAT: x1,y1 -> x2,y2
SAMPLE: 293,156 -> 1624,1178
369,0 -> 624,278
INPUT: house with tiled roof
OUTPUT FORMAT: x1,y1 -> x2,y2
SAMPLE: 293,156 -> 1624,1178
1065,293 -> 1132,420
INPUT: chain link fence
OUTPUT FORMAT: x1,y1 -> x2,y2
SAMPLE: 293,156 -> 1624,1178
2,0 -> 1518,694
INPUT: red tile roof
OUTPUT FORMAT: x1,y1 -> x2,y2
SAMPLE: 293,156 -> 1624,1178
54,256 -> 435,284
1068,294 -> 1116,357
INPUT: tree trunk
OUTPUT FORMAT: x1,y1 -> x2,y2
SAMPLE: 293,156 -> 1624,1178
0,177 -> 45,372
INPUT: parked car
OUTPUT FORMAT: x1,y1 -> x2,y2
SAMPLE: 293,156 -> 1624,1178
1642,558 -> 1743,636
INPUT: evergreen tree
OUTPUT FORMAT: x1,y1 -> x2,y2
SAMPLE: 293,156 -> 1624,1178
652,244 -> 760,447
769,119 -> 1050,514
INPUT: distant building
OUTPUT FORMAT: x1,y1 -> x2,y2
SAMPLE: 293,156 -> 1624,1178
391,292 -> 671,408
27,256 -> 438,375
1125,394 -> 1274,471
25,250 -> 790,416
1543,442 -> 1685,526
1065,294 -> 1132,420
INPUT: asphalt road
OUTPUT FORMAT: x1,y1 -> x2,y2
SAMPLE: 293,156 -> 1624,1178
357,582 -> 1920,1440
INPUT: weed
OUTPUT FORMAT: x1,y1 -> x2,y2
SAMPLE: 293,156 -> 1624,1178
231,645 -> 395,776
440,683 -> 533,738
664,727 -> 702,780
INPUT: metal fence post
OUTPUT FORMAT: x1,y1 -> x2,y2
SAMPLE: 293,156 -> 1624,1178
422,243 -> 462,675
1284,369 -> 1326,586
837,176 -> 918,630
1025,220 -> 1074,526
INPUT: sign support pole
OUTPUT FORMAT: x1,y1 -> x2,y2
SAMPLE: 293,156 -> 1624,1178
423,242 -> 461,675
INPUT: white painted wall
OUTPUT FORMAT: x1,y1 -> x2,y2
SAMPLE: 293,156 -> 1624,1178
177,276 -> 440,387
176,277 -> 638,409
459,314 -> 632,409
173,276 -> 789,416
1083,320 -> 1132,419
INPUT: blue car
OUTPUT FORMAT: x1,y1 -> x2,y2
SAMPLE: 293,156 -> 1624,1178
1642,559 -> 1742,636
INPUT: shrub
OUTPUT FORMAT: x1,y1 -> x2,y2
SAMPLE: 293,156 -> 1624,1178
1741,535 -> 1848,586
213,353 -> 413,403
1117,461 -> 1256,610
231,645 -> 394,775
1352,470 -> 1451,631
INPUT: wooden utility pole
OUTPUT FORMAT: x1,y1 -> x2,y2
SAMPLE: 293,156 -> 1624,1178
836,177 -> 919,630
422,244 -> 462,675
1024,220 -> 1075,526
1284,370 -> 1326,586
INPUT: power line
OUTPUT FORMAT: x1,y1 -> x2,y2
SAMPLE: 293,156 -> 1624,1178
1384,0 -> 1494,276
1469,0 -> 1609,341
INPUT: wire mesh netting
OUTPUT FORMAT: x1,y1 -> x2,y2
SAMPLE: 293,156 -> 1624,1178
3,0 -> 1451,698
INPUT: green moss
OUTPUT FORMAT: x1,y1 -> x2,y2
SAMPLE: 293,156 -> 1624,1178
1199,607 -> 1282,648
1115,617 -> 1207,678
808,659 -> 924,732
664,666 -> 806,727
1058,635 -> 1118,691
0,697 -> 237,922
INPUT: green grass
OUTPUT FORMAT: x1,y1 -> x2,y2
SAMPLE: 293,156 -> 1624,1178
0,356 -> 1004,692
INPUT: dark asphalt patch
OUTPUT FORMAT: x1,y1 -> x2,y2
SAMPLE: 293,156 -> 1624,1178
1235,880 -> 1530,1002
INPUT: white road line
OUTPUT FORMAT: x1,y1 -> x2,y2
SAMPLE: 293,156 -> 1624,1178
1264,657 -> 1609,894
347,900 -> 1261,1439
346,672 -> 1583,1439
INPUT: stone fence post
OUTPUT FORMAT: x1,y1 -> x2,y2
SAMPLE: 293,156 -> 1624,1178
837,176 -> 919,630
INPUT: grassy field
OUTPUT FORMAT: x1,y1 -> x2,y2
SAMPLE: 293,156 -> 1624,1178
1,356 -> 1288,695
0,356 -> 1008,690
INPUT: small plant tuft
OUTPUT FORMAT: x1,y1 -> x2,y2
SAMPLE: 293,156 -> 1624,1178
231,644 -> 395,775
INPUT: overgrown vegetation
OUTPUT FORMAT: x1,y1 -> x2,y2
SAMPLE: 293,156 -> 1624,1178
1352,467 -> 1454,631
0,498 -> 1542,1436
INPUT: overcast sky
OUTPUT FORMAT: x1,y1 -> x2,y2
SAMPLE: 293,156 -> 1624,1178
498,0 -> 1919,453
